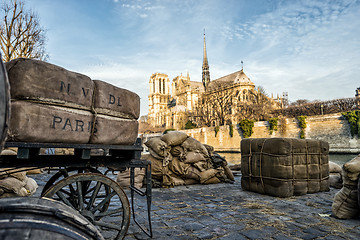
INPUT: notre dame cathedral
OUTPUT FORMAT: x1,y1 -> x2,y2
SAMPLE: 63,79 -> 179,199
147,33 -> 284,130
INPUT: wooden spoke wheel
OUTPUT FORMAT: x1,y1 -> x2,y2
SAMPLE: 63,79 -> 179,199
43,173 -> 130,240
41,167 -> 105,196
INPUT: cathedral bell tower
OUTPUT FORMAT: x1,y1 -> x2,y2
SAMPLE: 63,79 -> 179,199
202,31 -> 210,90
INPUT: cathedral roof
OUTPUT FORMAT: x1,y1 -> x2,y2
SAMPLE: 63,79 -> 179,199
189,81 -> 204,92
207,70 -> 254,90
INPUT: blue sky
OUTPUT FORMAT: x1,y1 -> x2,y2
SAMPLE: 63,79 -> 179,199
24,0 -> 360,116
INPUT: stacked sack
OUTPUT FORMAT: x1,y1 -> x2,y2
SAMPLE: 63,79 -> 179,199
332,154 -> 360,219
5,58 -> 139,145
143,131 -> 234,187
329,161 -> 343,189
0,150 -> 38,198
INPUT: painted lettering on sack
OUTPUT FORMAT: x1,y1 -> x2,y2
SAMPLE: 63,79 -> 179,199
51,116 -> 97,133
82,88 -> 90,97
87,121 -> 98,134
59,82 -> 92,99
60,81 -> 71,94
109,94 -> 122,106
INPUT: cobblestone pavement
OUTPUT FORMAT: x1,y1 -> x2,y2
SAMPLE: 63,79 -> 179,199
31,172 -> 360,240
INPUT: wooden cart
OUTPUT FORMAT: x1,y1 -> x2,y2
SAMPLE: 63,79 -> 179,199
0,55 -> 152,240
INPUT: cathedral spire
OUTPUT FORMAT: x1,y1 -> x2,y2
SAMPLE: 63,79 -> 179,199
202,29 -> 210,90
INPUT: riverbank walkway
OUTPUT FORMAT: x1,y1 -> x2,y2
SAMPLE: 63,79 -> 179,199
32,172 -> 359,240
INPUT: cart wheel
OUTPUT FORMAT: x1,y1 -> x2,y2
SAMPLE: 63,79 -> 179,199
41,167 -> 105,196
43,173 -> 130,240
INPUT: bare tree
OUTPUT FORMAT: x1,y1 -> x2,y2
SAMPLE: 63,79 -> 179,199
274,97 -> 357,117
0,0 -> 47,62
234,88 -> 276,122
205,82 -> 235,126
191,97 -> 215,127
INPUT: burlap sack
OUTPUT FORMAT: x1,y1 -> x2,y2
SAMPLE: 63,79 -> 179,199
141,153 -> 163,181
329,173 -> 342,189
343,155 -> 360,174
332,186 -> 359,219
93,80 -> 140,120
116,168 -> 145,189
0,168 -> 26,181
346,172 -> 360,182
193,160 -> 212,172
170,145 -> 186,159
204,144 -> 214,155
26,168 -> 44,175
0,177 -> 26,196
181,137 -> 209,157
0,188 -> 28,198
0,150 -> 27,181
184,179 -> 198,185
5,58 -> 94,110
89,114 -> 138,145
223,165 -> 235,181
8,101 -> 92,143
184,166 -> 201,181
145,138 -> 170,157
184,151 -> 206,164
329,161 -> 342,173
331,169 -> 357,219
241,138 -> 329,197
148,148 -> 164,160
168,157 -> 190,176
170,174 -> 186,186
199,169 -> 218,184
161,131 -> 188,146
55,148 -> 74,155
24,176 -> 38,195
203,176 -> 221,184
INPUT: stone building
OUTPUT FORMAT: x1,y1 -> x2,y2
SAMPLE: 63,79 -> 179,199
147,73 -> 170,127
147,33 -> 283,130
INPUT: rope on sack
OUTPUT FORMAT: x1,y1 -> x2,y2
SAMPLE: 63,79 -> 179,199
90,85 -> 98,139
259,138 -> 268,192
305,140 -> 309,192
248,139 -> 253,187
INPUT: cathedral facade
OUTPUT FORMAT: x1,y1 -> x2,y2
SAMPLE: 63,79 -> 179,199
147,33 -> 283,130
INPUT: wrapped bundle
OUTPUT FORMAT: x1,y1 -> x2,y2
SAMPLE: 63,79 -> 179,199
89,114 -> 138,145
6,58 -> 94,110
8,101 -> 93,143
93,80 -> 140,119
241,138 -> 330,198
5,58 -> 140,145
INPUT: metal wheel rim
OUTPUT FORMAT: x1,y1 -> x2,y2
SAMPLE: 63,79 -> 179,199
43,173 -> 130,240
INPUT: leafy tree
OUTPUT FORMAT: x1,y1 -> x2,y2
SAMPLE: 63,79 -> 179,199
184,120 -> 196,129
0,0 -> 48,62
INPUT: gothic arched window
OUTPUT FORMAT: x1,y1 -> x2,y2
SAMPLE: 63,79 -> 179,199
159,79 -> 162,93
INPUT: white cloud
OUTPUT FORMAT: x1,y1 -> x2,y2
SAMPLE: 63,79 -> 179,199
220,0 -> 360,103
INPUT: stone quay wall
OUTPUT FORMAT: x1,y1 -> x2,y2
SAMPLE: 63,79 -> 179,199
142,113 -> 360,153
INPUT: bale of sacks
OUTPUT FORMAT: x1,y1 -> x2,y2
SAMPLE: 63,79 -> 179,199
5,58 -> 139,145
241,138 -> 330,198
143,131 -> 234,187
332,154 -> 360,219
0,150 -> 38,198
